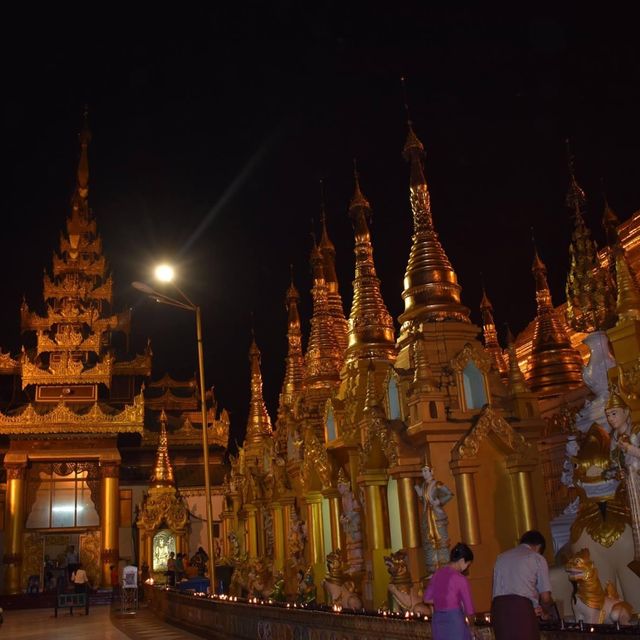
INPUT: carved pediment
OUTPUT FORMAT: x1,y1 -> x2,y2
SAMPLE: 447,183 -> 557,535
452,405 -> 532,460
450,342 -> 492,373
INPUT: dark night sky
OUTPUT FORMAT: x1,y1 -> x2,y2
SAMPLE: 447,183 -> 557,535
2,6 -> 640,446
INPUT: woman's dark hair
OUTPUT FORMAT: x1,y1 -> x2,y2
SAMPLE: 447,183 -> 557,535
519,530 -> 546,554
450,542 -> 474,563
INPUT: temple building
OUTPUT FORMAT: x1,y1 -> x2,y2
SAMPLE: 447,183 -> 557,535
223,118 -> 556,611
0,113 -> 229,594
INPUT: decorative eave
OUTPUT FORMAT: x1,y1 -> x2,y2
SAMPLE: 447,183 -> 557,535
93,310 -> 132,335
451,405 -> 533,460
21,353 -> 114,389
113,351 -> 153,377
0,350 -> 20,375
0,392 -> 144,434
142,415 -> 229,449
59,233 -> 102,256
52,253 -> 106,278
144,388 -> 197,411
148,372 -> 197,389
43,274 -> 112,304
36,329 -> 102,356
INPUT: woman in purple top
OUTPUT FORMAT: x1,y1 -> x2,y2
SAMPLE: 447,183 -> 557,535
424,543 -> 476,640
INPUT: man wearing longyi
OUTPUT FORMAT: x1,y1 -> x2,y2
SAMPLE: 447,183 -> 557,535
491,530 -> 554,640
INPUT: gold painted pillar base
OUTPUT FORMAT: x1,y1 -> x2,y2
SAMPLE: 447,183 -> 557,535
3,461 -> 26,595
243,505 -> 258,560
100,460 -> 120,588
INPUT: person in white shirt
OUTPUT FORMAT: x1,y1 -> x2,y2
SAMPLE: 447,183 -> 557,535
71,563 -> 91,594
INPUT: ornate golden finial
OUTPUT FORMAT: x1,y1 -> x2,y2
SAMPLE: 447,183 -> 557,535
565,164 -> 615,332
398,110 -> 469,325
411,333 -> 435,389
345,170 -> 396,364
318,180 -> 349,353
350,159 -> 370,210
505,325 -> 528,395
337,466 -> 349,487
278,272 -> 305,416
246,334 -> 273,443
479,286 -> 507,378
151,409 -> 175,487
528,245 -> 583,395
77,105 -> 91,200
304,239 -> 342,389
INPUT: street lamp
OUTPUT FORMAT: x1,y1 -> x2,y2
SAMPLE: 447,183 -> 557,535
132,268 -> 217,593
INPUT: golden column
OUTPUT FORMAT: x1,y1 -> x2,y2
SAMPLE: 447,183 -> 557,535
3,461 -> 26,594
244,505 -> 259,559
450,460 -> 482,545
271,502 -> 285,572
507,461 -> 537,534
323,488 -> 345,552
359,471 -> 391,608
305,491 -> 326,602
100,461 -> 120,587
393,469 -> 423,582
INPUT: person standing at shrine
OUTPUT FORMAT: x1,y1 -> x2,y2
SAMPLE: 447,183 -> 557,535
491,530 -> 554,640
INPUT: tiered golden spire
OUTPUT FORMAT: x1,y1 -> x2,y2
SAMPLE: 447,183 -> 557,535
151,410 -> 175,487
277,272 -> 305,416
528,246 -> 584,395
303,241 -> 342,388
345,168 -> 396,364
246,335 -> 273,443
479,287 -> 507,378
319,198 -> 349,353
565,152 -> 615,332
399,119 -> 470,325
19,109 -> 125,390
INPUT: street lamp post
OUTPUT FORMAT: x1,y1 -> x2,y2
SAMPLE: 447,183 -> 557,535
133,266 -> 216,593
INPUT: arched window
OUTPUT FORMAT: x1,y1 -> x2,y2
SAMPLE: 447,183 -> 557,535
387,376 -> 401,420
326,405 -> 337,442
462,361 -> 487,410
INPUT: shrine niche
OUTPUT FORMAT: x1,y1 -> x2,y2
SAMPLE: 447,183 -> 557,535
136,411 -> 189,580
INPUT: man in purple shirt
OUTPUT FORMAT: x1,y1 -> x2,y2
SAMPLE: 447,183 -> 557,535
491,530 -> 554,640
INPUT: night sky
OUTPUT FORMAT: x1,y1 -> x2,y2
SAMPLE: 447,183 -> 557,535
3,6 -> 640,446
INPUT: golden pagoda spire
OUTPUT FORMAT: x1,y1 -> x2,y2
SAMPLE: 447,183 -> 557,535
278,269 -> 305,416
528,245 -> 583,395
304,240 -> 342,388
398,112 -> 470,325
480,287 -> 507,378
246,334 -> 273,443
613,242 -> 640,323
364,359 -> 385,417
565,155 -> 615,332
71,106 -> 92,226
319,181 -> 349,353
345,165 -> 396,364
151,410 -> 175,487
506,327 -> 528,395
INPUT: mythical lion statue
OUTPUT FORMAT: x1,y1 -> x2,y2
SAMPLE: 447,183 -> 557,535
565,548 -> 633,625
322,549 -> 363,609
383,550 -> 430,615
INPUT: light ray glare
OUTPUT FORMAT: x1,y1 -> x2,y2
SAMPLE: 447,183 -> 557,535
179,129 -> 279,256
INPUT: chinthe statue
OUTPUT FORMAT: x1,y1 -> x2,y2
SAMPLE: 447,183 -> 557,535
414,465 -> 453,575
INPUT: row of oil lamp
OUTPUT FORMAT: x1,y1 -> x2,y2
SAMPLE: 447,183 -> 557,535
159,586 -> 640,633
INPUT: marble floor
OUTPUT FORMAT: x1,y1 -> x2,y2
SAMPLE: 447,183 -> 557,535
1,603 -> 204,639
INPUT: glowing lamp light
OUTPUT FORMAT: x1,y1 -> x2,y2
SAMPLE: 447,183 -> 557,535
52,505 -> 84,513
155,264 -> 175,283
